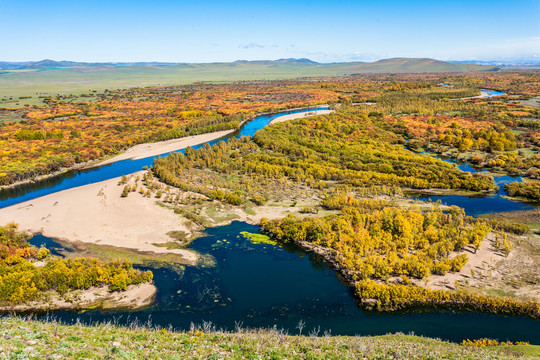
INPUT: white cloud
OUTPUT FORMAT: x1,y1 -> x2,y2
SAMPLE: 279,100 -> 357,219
239,42 -> 265,49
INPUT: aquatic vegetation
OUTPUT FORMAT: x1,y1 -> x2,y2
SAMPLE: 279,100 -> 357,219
240,231 -> 277,246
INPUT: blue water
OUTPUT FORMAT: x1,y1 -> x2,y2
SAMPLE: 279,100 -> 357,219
412,154 -> 535,217
27,222 -> 540,343
482,89 -> 507,98
0,107 -> 328,209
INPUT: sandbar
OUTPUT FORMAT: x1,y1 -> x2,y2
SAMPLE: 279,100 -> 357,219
0,283 -> 157,311
0,171 -> 198,265
96,129 -> 237,167
269,109 -> 334,125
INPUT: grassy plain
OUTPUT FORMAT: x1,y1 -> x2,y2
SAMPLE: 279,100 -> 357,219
0,58 -> 494,102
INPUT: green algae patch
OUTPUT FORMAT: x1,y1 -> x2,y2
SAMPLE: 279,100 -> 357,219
240,231 -> 277,246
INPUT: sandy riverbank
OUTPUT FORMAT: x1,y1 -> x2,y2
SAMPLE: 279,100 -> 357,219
457,90 -> 506,101
269,109 -> 334,125
420,232 -> 502,291
0,283 -> 157,311
95,129 -> 237,167
0,171 -> 198,265
0,107 -> 336,267
99,109 -> 333,166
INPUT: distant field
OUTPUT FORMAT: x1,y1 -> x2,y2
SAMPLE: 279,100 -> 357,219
0,58 -> 496,103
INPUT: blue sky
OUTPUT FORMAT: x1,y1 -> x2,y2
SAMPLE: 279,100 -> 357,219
2,0 -> 539,62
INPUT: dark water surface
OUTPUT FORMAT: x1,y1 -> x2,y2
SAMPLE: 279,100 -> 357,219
28,222 -> 540,343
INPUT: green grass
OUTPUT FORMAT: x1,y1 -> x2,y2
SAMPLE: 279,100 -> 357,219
486,288 -> 517,298
0,316 -> 535,359
528,223 -> 540,234
204,204 -> 241,223
0,60 -> 495,100
489,344 -> 540,357
53,237 -> 193,267
519,96 -> 540,108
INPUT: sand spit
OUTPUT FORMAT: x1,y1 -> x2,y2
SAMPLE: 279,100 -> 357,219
98,109 -> 333,167
456,90 -> 505,101
269,109 -> 334,125
0,171 -> 198,265
95,129 -> 237,167
0,283 -> 157,311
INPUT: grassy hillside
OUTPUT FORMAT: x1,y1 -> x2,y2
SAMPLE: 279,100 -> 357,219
0,58 -> 497,99
330,57 -> 490,73
1,316 -> 538,359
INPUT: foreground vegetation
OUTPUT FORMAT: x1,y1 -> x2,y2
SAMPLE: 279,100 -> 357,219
0,316 -> 538,359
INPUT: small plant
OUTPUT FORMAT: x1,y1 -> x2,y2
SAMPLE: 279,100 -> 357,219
117,175 -> 128,185
299,206 -> 318,214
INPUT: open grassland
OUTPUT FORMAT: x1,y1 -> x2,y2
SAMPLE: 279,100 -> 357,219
0,58 -> 495,100
0,316 -> 538,359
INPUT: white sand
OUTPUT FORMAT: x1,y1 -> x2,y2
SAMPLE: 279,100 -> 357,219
455,91 -> 504,101
0,171 -> 198,265
269,109 -> 334,125
96,129 -> 236,167
422,232 -> 503,291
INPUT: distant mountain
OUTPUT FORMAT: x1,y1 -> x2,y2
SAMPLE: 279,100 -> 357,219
274,58 -> 319,64
233,58 -> 318,65
327,58 -> 497,73
0,57 -> 499,72
0,59 -> 178,70
451,60 -> 540,68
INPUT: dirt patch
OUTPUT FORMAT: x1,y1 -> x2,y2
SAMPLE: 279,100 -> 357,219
422,231 -> 540,302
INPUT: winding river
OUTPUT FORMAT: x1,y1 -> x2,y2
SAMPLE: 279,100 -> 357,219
411,154 -> 536,216
0,107 -> 328,209
3,105 -> 540,343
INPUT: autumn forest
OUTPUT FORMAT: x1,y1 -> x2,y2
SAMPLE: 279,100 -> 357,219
1,69 -> 540,327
